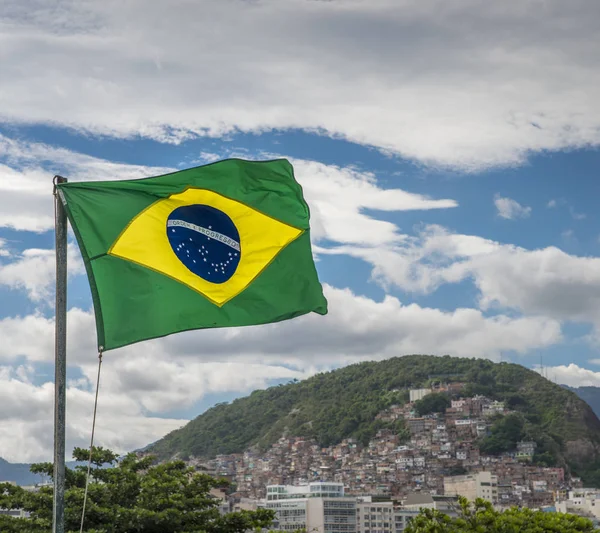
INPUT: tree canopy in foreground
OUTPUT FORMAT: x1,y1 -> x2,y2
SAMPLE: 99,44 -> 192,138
0,447 -> 274,533
405,497 -> 600,533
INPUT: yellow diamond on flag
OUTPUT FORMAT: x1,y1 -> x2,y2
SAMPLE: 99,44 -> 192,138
109,188 -> 303,306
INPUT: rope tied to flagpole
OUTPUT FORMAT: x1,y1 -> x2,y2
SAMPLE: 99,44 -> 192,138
79,347 -> 103,533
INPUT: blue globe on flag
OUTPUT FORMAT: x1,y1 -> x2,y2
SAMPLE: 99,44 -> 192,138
166,204 -> 241,283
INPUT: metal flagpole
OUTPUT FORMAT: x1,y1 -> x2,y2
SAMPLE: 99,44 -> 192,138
53,175 -> 68,533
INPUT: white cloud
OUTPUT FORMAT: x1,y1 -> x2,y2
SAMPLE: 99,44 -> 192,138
0,307 -> 98,364
444,241 -> 600,322
288,159 -> 456,246
2,285 -> 562,368
561,229 -> 575,241
545,199 -> 585,220
1,0 -> 600,170
0,314 -> 55,364
0,165 -> 54,232
0,135 -> 457,238
0,364 -> 186,463
0,133 -> 173,182
0,332 -> 317,461
318,225 -> 499,294
197,152 -> 222,164
537,364 -> 600,388
0,134 -> 174,232
0,243 -> 84,301
494,195 -> 531,220
86,360 -> 310,414
0,239 -> 9,257
324,225 -> 600,332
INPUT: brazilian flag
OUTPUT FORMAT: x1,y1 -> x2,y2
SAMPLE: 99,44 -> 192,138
58,159 -> 328,351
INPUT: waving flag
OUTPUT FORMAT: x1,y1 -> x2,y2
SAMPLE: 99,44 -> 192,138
58,159 -> 327,351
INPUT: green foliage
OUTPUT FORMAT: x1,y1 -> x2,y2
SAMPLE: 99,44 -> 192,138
414,393 -> 450,416
573,456 -> 600,490
532,451 -> 557,467
395,418 -> 411,443
148,355 -> 600,484
479,413 -> 525,455
0,447 -> 274,533
404,497 -> 600,533
444,465 -> 468,476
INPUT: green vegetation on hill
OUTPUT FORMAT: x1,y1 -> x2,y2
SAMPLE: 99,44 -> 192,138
148,355 -> 600,482
478,413 -> 525,455
414,392 -> 450,416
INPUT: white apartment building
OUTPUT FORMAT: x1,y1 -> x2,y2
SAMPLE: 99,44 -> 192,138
356,500 -> 394,533
444,471 -> 498,503
392,510 -> 420,533
265,487 -> 460,533
265,483 -> 356,533
396,457 -> 414,468
455,419 -> 472,427
356,494 -> 458,533
456,450 -> 468,461
409,389 -> 431,402
556,489 -> 600,519
402,493 -> 458,515
356,499 -> 421,533
210,487 -> 231,515
267,483 -> 346,501
475,424 -> 488,437
482,401 -> 505,417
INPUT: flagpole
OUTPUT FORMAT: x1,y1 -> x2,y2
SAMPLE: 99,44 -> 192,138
53,175 -> 68,533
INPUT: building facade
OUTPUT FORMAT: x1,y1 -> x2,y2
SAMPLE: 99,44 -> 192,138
555,489 -> 600,520
409,389 -> 432,403
444,471 -> 498,503
356,500 -> 394,533
266,483 -> 356,533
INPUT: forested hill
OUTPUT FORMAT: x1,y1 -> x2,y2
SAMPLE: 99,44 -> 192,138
148,355 -> 600,481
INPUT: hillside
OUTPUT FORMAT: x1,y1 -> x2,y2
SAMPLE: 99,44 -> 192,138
564,385 -> 600,419
148,355 -> 600,482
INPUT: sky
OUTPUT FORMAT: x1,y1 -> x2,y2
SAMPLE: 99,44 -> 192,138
2,0 -> 600,464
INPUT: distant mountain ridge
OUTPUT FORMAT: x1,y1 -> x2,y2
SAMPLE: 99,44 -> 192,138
564,385 -> 600,418
148,355 -> 600,484
0,459 -> 85,487
0,457 -> 46,486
